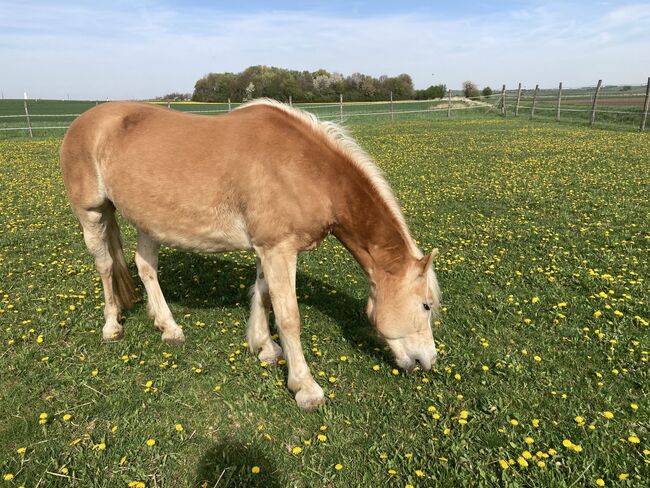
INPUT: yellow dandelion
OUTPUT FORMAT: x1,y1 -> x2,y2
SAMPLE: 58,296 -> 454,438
251,466 -> 261,474
499,459 -> 509,470
596,479 -> 605,486
335,464 -> 343,471
146,438 -> 156,447
291,446 -> 302,455
627,435 -> 640,444
602,411 -> 614,419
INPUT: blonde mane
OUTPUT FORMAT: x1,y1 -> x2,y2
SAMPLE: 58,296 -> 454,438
236,98 -> 421,257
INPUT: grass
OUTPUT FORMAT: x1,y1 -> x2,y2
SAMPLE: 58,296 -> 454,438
0,117 -> 649,487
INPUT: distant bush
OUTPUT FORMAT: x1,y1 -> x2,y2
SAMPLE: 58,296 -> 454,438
481,86 -> 493,97
463,81 -> 480,99
415,84 -> 447,100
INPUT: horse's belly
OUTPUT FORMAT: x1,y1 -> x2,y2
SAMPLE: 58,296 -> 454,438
121,201 -> 252,253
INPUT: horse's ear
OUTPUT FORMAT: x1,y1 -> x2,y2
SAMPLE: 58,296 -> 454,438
419,248 -> 438,275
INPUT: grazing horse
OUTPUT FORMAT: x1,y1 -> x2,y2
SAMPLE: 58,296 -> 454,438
59,99 -> 441,410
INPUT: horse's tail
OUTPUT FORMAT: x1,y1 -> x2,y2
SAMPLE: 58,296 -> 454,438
106,212 -> 136,310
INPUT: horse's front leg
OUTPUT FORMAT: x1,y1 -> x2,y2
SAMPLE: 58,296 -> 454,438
257,245 -> 324,410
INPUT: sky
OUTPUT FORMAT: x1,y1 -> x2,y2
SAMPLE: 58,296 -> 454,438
1,0 -> 649,99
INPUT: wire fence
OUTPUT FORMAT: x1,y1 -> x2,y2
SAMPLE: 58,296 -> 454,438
1,78 -> 649,139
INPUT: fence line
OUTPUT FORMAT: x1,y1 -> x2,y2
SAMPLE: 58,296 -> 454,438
2,78 -> 650,137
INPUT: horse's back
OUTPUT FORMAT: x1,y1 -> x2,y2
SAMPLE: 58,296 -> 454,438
61,102 -> 339,251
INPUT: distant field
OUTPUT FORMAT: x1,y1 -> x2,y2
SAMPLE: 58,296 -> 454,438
1,117 -> 648,487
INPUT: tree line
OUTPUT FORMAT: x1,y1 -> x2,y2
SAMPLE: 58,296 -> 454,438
189,65 -> 447,103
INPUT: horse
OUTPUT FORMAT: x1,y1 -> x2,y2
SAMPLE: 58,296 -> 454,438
59,99 -> 441,410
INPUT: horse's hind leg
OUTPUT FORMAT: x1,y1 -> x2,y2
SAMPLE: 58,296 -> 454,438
134,231 -> 185,345
77,206 -> 135,341
247,257 -> 283,363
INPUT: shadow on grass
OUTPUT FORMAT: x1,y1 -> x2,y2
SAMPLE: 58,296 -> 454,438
152,249 -> 390,364
195,439 -> 281,488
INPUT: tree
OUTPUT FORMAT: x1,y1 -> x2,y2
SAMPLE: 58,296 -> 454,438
463,81 -> 480,99
481,86 -> 493,97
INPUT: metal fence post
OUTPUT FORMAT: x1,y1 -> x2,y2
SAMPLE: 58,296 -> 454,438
556,82 -> 563,122
23,92 -> 33,138
228,97 -> 232,112
515,83 -> 522,116
339,94 -> 343,123
590,79 -> 602,126
390,91 -> 394,122
447,88 -> 451,118
289,95 -> 292,107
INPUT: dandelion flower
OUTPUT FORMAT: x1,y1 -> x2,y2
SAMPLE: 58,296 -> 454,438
291,446 -> 302,455
251,466 -> 261,474
335,464 -> 343,471
146,439 -> 156,447
602,411 -> 614,419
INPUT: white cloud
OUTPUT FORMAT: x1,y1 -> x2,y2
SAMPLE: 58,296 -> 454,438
0,1 -> 648,99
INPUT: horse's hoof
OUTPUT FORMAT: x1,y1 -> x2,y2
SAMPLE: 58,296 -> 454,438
258,341 -> 283,364
162,328 -> 185,345
295,383 -> 325,411
102,325 -> 124,342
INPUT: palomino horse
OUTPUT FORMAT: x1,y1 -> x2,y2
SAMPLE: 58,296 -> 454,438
60,99 -> 441,410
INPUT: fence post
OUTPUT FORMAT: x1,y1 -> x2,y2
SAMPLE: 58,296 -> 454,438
167,102 -> 171,109
390,91 -> 394,122
339,94 -> 343,123
590,79 -> 602,126
556,82 -> 563,122
228,97 -> 232,112
23,92 -> 33,138
640,76 -> 650,131
289,95 -> 292,107
447,88 -> 451,118
515,83 -> 522,116
500,84 -> 507,116
531,84 -> 539,119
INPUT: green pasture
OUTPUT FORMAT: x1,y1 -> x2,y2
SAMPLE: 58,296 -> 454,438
0,117 -> 648,487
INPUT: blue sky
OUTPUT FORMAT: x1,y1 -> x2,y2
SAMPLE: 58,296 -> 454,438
1,0 -> 649,99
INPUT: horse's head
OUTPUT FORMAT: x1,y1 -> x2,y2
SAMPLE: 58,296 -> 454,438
367,250 -> 440,371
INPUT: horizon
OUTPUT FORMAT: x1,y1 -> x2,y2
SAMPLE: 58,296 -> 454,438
1,0 -> 649,99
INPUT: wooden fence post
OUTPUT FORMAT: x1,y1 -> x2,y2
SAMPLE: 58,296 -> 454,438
228,97 -> 232,112
556,82 -> 563,122
23,92 -> 33,138
390,91 -> 394,122
447,89 -> 452,117
531,84 -> 539,119
339,94 -> 343,123
289,95 -> 292,107
590,79 -> 602,126
515,83 -> 522,116
500,84 -> 507,116
640,77 -> 650,132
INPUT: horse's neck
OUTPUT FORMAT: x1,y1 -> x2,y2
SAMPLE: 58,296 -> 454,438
333,191 -> 414,280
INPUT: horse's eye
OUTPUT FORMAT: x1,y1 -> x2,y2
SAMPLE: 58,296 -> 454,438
423,303 -> 431,311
